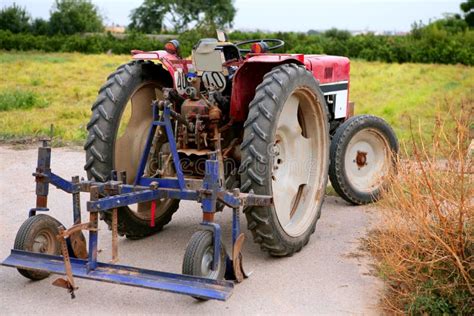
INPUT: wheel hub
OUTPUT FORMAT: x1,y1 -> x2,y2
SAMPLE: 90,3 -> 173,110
32,231 -> 54,254
201,246 -> 218,278
345,129 -> 390,192
355,151 -> 368,168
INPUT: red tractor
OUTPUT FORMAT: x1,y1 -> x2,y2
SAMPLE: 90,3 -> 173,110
84,32 -> 398,259
3,32 -> 398,300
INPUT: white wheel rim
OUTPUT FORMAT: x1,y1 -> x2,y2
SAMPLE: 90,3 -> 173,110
114,83 -> 173,220
271,89 -> 328,237
344,129 -> 390,193
200,246 -> 219,279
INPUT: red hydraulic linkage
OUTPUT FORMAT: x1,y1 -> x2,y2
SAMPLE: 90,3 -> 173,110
150,200 -> 157,227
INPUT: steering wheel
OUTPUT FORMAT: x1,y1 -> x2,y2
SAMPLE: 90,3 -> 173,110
234,39 -> 285,53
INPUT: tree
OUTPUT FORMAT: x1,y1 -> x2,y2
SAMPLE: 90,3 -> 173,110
170,0 -> 236,32
0,3 -> 31,33
49,0 -> 103,35
30,18 -> 50,35
460,0 -> 474,27
129,0 -> 169,34
128,0 -> 236,34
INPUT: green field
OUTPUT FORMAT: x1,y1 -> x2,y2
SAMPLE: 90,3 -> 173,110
0,52 -> 472,145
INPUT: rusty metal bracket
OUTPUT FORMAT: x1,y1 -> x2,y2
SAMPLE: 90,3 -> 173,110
111,208 -> 118,263
53,227 -> 79,299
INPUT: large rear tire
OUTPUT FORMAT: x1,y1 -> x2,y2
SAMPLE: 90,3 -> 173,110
329,115 -> 398,205
84,61 -> 179,239
240,63 -> 330,256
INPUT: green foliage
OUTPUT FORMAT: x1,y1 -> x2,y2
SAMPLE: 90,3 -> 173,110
0,3 -> 31,34
460,0 -> 474,27
49,0 -> 103,35
30,18 -> 50,35
0,30 -> 163,54
0,89 -> 48,111
171,0 -> 236,32
408,280 -> 472,315
1,6 -> 474,66
129,0 -> 168,34
128,0 -> 236,33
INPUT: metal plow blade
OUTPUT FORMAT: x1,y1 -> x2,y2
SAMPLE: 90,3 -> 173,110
2,250 -> 233,301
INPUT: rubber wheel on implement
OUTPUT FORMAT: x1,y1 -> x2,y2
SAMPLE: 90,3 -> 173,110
182,230 -> 226,300
240,63 -> 330,257
329,114 -> 399,205
84,61 -> 179,239
14,214 -> 63,280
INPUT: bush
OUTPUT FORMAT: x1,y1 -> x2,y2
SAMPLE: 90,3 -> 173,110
0,30 -> 164,54
0,27 -> 473,65
366,104 -> 473,314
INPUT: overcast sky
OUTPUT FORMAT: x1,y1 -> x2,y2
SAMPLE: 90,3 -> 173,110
1,0 -> 461,32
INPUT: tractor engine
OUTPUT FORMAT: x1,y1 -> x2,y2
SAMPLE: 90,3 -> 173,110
178,96 -> 222,151
174,89 -> 239,180
167,38 -> 240,180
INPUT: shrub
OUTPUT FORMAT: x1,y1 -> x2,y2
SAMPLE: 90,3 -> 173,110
0,28 -> 473,65
366,103 -> 473,314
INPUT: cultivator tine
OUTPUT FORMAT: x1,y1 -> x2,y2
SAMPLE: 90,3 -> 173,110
53,227 -> 78,299
232,233 -> 247,282
111,208 -> 118,263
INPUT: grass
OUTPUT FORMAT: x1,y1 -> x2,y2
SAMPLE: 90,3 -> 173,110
0,89 -> 48,111
0,52 -> 128,143
365,106 -> 473,314
0,51 -> 472,144
350,60 -> 474,142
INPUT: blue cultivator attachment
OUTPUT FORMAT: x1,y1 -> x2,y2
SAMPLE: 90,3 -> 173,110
1,100 -> 272,301
3,250 -> 233,301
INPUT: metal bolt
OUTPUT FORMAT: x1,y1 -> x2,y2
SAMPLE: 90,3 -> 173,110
150,181 -> 159,190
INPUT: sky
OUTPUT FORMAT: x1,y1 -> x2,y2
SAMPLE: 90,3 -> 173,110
0,0 -> 462,32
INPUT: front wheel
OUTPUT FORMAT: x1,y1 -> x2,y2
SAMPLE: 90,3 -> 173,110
240,63 -> 330,256
329,115 -> 399,205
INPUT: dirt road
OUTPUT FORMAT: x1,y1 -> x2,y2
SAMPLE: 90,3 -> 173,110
0,145 -> 381,315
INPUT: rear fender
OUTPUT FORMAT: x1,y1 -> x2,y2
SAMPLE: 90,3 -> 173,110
230,55 -> 305,122
131,50 -> 191,87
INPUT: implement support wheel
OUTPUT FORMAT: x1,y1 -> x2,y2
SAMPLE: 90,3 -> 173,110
182,230 -> 226,279
182,230 -> 226,300
14,214 -> 63,280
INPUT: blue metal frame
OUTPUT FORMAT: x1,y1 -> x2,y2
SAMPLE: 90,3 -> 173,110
134,104 -> 186,190
1,101 -> 273,301
3,250 -> 233,301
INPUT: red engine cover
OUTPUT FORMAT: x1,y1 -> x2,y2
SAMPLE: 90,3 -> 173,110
303,55 -> 350,84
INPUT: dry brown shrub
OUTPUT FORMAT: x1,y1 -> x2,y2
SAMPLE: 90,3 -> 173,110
366,102 -> 473,315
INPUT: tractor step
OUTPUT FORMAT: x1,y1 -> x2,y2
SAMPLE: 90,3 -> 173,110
2,250 -> 233,301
